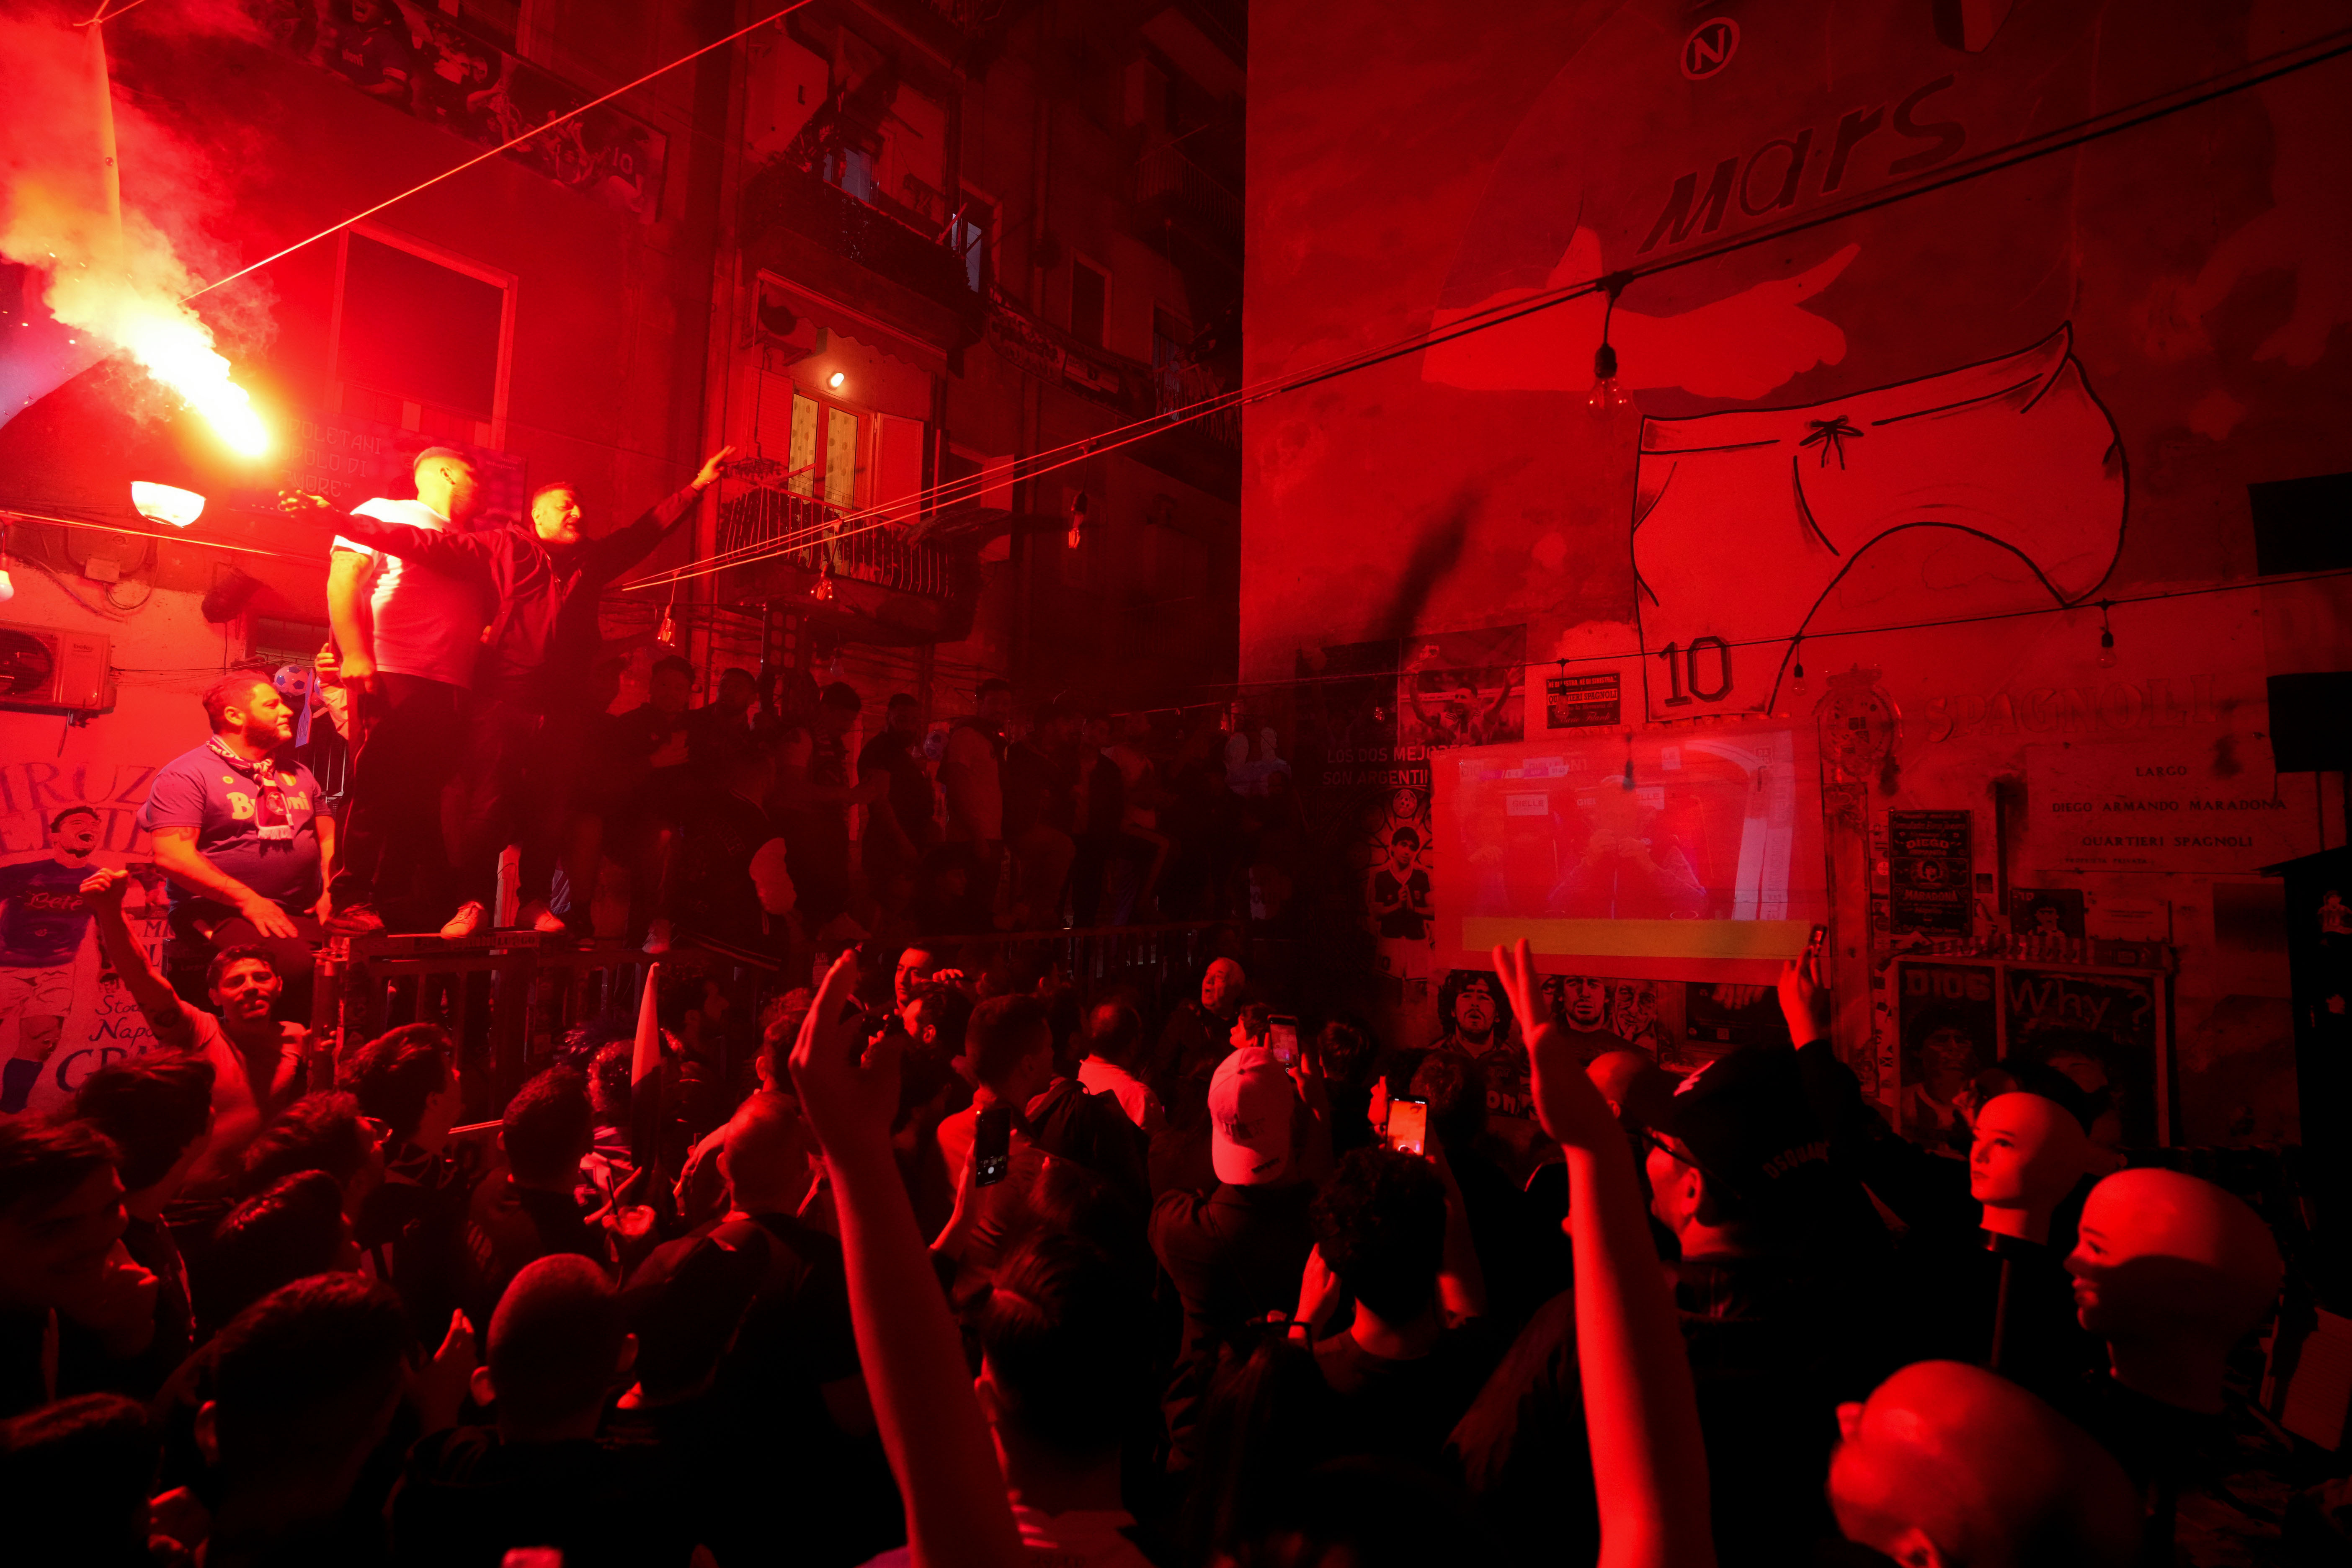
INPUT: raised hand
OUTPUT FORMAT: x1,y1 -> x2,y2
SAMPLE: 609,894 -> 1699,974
1777,947 -> 1831,1046
789,951 -> 901,1157
692,445 -> 740,491
277,488 -> 335,516
80,865 -> 131,910
1492,938 -> 1619,1155
415,1310 -> 476,1435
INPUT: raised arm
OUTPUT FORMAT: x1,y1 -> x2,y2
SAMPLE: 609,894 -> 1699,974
322,509 -> 489,574
789,953 -> 1024,1568
80,868 -> 193,1050
1496,939 -> 1715,1568
588,446 -> 736,578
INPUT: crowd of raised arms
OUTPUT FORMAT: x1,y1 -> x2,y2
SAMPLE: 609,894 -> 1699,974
0,448 -> 2313,1566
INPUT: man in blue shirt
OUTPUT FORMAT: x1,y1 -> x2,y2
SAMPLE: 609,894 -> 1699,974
137,672 -> 335,1022
0,806 -> 104,1112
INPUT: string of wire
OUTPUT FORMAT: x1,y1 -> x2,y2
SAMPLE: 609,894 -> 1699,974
617,19 -> 2352,596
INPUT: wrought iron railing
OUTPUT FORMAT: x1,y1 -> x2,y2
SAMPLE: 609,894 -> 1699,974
1136,143 -> 1243,243
715,486 -> 960,601
1153,356 -> 1241,447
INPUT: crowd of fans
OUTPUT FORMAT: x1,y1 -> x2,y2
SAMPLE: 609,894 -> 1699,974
4,447 -> 2318,1565
0,901 -> 2328,1567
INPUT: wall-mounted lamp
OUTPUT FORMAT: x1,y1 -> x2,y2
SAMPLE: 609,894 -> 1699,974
131,482 -> 206,527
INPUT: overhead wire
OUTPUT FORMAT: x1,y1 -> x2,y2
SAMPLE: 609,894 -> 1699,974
1123,565 -> 2352,701
71,5 -> 2352,621
619,18 -> 2352,595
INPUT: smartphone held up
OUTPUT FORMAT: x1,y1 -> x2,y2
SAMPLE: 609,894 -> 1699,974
974,1104 -> 1012,1188
1386,1097 -> 1428,1158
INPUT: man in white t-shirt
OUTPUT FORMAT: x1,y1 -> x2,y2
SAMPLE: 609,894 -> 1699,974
323,447 -> 490,936
1074,1000 -> 1165,1136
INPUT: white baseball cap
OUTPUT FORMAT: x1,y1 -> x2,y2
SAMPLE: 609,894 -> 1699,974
1210,1047 -> 1297,1186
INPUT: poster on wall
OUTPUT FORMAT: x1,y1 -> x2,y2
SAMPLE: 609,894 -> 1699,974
1545,670 -> 1621,730
2003,965 -> 2165,1149
1893,960 -> 2001,1157
1429,965 -> 1691,1131
2029,738 -> 2318,875
1398,626 -> 1524,751
0,757 -> 176,1117
1886,810 -> 1973,936
249,0 -> 667,221
1293,627 -> 1524,978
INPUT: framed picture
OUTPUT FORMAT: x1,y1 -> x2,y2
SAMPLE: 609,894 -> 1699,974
1888,956 -> 2171,1151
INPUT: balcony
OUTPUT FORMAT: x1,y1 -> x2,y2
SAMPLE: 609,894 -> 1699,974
714,482 -> 980,645
1132,142 -> 1242,265
740,158 -> 983,366
1132,353 -> 1241,500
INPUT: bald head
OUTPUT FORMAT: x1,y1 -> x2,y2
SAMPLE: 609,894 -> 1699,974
1830,1361 -> 2142,1568
485,1255 -> 626,1439
2069,1168 -> 2282,1348
1971,1093 -> 2091,1243
412,450 -> 482,526
717,1092 -> 813,1216
1201,958 -> 1246,1018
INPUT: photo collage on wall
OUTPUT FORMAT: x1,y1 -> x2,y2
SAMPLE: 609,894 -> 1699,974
1292,626 -> 1524,979
1423,965 -> 1787,1129
250,0 -> 668,221
1893,956 -> 2164,1158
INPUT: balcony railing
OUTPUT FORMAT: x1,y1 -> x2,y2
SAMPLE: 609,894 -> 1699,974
1135,143 -> 1243,247
1153,356 -> 1241,449
742,158 -> 980,322
716,485 -> 959,601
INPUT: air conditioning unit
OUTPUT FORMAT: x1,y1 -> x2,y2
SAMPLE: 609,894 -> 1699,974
0,622 -> 111,712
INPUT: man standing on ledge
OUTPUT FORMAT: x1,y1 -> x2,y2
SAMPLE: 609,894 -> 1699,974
302,446 -> 734,937
322,446 -> 488,938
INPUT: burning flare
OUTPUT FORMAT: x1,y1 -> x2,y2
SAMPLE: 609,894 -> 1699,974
0,15 -> 268,457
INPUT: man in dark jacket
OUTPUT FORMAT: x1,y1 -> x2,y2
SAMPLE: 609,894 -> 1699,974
304,446 -> 733,937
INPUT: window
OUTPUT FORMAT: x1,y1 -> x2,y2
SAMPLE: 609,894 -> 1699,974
950,191 -> 995,294
759,376 -> 864,509
442,0 -> 520,52
332,231 -> 512,444
825,145 -> 878,203
1153,306 -> 1189,369
1070,258 -> 1108,348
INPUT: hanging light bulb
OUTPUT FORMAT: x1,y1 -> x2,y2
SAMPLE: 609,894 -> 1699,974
1065,490 -> 1090,550
1621,730 -> 1636,791
656,592 -> 680,649
811,565 -> 837,602
2096,601 -> 2118,669
1588,342 -> 1632,421
1790,640 -> 1809,699
1586,276 -> 1635,422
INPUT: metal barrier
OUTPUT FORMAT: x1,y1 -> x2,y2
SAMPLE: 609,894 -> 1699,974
909,921 -> 1246,1031
323,933 -> 651,1119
